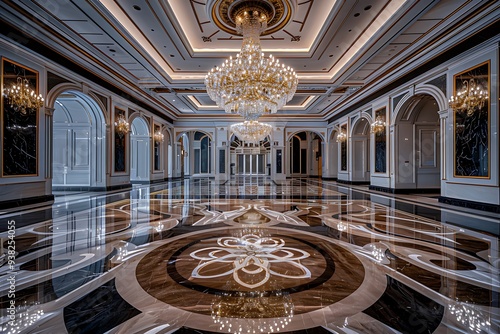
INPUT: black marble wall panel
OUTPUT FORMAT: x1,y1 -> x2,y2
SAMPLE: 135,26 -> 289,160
454,62 -> 489,177
374,109 -> 387,173
154,125 -> 160,171
276,149 -> 282,174
114,133 -> 126,172
341,141 -> 347,171
219,149 -> 225,173
114,108 -> 126,172
2,58 -> 38,176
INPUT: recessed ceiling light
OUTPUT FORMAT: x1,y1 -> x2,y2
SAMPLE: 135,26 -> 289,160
151,29 -> 154,31
173,99 -> 176,102
109,49 -> 116,52
364,5 -> 372,10
133,5 -> 141,10
354,13 -> 360,17
170,54 -> 175,57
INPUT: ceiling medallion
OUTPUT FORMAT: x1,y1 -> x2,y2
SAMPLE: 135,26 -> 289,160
205,0 -> 298,120
208,0 -> 292,36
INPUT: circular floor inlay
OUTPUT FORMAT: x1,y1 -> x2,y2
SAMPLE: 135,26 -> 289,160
136,228 -> 365,316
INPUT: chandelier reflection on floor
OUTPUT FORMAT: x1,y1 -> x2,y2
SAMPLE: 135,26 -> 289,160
211,281 -> 294,334
205,6 -> 298,120
231,120 -> 272,143
3,76 -> 44,114
449,78 -> 488,116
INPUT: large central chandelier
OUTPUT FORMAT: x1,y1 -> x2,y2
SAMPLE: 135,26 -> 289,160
3,76 -> 44,115
449,78 -> 488,116
231,120 -> 272,143
205,5 -> 298,120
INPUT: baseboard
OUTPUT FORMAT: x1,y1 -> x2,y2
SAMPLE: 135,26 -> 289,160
0,194 -> 55,211
337,179 -> 370,185
369,186 -> 440,194
321,177 -> 337,181
53,183 -> 132,192
438,196 -> 500,213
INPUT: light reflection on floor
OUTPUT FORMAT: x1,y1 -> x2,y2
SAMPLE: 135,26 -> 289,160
0,178 -> 498,334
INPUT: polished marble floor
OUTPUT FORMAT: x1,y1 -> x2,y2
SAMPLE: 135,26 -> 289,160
0,177 -> 499,334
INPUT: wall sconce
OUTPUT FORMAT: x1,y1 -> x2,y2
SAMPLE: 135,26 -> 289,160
154,130 -> 164,143
181,148 -> 188,157
3,76 -> 44,114
370,116 -> 386,134
336,131 -> 347,143
114,114 -> 130,137
449,78 -> 488,116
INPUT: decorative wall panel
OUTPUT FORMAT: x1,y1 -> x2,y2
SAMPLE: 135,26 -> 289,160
374,108 -> 387,173
340,126 -> 347,171
453,61 -> 489,178
114,108 -> 126,172
2,58 -> 39,176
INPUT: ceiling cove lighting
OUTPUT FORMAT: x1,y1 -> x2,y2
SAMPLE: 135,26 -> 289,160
205,2 -> 298,120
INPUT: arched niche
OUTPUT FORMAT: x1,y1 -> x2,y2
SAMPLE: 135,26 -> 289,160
52,90 -> 106,189
229,134 -> 271,175
393,94 -> 440,190
288,131 -> 323,177
130,117 -> 150,182
351,117 -> 371,182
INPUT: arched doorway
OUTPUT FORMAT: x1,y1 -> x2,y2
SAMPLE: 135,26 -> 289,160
351,117 -> 370,183
130,117 -> 150,183
328,129 -> 339,179
394,95 -> 440,190
52,91 -> 106,190
288,131 -> 323,177
230,135 -> 270,175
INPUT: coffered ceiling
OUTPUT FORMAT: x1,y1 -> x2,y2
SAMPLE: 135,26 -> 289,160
0,0 -> 496,122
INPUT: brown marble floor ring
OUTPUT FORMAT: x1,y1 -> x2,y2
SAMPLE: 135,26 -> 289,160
136,228 -> 366,316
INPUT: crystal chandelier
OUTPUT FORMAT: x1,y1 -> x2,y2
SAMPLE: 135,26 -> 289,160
231,120 -> 272,143
154,130 -> 164,144
114,114 -> 130,137
449,78 -> 488,116
370,116 -> 386,134
3,76 -> 44,114
336,130 -> 347,143
205,7 -> 298,120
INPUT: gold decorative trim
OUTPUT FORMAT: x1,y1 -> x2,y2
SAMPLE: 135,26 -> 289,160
1,57 -> 40,178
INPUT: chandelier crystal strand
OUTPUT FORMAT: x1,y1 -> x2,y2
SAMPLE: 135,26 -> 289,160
154,130 -> 164,143
336,131 -> 347,143
370,116 -> 386,134
205,10 -> 298,120
3,77 -> 44,114
449,78 -> 488,116
114,114 -> 130,137
231,120 -> 272,143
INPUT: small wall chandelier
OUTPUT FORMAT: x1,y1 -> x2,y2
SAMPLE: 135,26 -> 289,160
449,78 -> 488,116
231,120 -> 272,143
114,114 -> 130,137
154,130 -> 164,144
3,76 -> 44,114
370,116 -> 386,134
336,131 -> 347,143
205,4 -> 298,120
